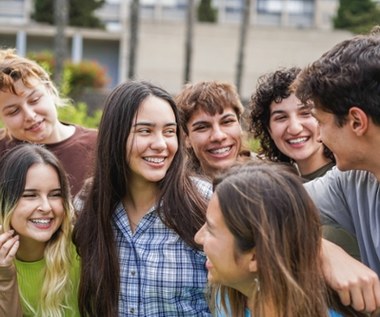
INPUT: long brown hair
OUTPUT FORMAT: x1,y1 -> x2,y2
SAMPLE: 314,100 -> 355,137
72,80 -> 208,317
211,162 -> 363,317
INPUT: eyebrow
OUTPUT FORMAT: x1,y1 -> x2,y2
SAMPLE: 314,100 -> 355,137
191,113 -> 237,127
133,121 -> 177,127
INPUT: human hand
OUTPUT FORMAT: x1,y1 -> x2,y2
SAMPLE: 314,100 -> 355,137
0,226 -> 19,267
322,239 -> 380,313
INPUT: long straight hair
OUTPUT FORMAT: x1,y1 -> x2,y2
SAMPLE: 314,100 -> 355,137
211,162 -> 364,317
72,80 -> 208,317
0,144 -> 74,317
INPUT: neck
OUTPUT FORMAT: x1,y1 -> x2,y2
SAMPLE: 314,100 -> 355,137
296,146 -> 331,176
123,181 -> 159,231
45,122 -> 75,144
16,238 -> 46,262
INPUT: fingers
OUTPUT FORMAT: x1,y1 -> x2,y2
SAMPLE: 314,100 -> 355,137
0,230 -> 19,267
336,273 -> 380,313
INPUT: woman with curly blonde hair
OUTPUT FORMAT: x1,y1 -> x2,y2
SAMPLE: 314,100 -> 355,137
0,144 -> 79,317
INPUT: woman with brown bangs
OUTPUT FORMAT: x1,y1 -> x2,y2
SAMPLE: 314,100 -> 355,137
176,81 -> 253,181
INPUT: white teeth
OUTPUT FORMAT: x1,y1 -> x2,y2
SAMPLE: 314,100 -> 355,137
210,147 -> 231,154
288,137 -> 308,144
30,219 -> 51,224
144,157 -> 165,163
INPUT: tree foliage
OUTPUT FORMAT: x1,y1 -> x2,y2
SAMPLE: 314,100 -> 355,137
334,0 -> 380,34
33,0 -> 105,28
197,0 -> 218,23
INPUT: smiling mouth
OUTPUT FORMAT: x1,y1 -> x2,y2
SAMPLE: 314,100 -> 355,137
26,121 -> 42,131
287,137 -> 309,145
29,218 -> 52,224
144,157 -> 165,164
208,146 -> 232,154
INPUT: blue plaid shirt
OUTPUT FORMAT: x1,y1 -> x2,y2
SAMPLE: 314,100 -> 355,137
112,178 -> 212,316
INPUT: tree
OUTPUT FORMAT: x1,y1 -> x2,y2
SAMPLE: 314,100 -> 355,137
236,0 -> 251,94
184,0 -> 196,84
128,0 -> 140,79
334,0 -> 380,34
33,0 -> 105,28
54,0 -> 68,88
197,0 -> 218,23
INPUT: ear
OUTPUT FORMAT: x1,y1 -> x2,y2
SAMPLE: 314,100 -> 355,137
348,107 -> 368,136
248,249 -> 258,273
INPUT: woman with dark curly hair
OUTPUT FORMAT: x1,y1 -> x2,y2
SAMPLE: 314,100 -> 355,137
249,67 -> 334,181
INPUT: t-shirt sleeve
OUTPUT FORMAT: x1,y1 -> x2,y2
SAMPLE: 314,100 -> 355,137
304,167 -> 355,234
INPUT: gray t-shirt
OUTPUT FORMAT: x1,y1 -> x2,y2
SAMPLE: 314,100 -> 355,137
305,167 -> 380,275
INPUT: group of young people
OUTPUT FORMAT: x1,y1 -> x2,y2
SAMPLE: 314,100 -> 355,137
0,28 -> 379,317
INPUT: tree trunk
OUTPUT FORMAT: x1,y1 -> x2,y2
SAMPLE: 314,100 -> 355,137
184,0 -> 196,84
54,0 -> 69,88
236,0 -> 251,95
128,0 -> 140,79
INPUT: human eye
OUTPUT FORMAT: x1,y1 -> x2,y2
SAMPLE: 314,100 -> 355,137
193,123 -> 208,132
49,189 -> 62,198
5,106 -> 20,116
222,117 -> 237,125
21,191 -> 37,198
273,114 -> 286,122
137,128 -> 151,135
164,126 -> 177,136
29,95 -> 41,105
300,110 -> 312,117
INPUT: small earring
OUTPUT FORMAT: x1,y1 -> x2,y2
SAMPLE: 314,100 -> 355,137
254,277 -> 260,292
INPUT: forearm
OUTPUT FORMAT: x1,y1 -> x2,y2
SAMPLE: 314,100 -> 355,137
0,265 -> 23,317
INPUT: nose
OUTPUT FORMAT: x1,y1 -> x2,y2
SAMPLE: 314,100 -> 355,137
150,133 -> 167,151
210,126 -> 227,142
24,106 -> 37,121
287,117 -> 303,135
194,224 -> 205,246
37,196 -> 52,213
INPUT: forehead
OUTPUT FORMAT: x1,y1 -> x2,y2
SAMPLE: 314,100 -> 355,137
270,94 -> 304,112
135,95 -> 176,121
188,106 -> 238,123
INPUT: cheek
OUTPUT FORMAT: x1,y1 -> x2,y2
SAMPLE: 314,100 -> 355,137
268,123 -> 282,142
188,133 -> 205,150
227,125 -> 242,140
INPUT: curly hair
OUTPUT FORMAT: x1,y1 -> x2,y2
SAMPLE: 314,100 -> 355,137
249,67 -> 334,163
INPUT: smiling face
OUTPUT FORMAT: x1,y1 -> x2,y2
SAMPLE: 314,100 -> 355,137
185,107 -> 242,178
11,163 -> 65,251
126,95 -> 178,186
194,193 -> 254,294
0,78 -> 59,143
268,94 -> 325,166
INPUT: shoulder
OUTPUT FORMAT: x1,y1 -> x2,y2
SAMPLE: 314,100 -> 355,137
190,176 -> 213,200
72,125 -> 98,140
305,167 -> 376,191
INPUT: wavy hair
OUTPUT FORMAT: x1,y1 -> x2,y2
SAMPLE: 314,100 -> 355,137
210,162 -> 364,317
0,144 -> 74,317
72,80 -> 208,317
0,49 -> 68,139
249,67 -> 334,163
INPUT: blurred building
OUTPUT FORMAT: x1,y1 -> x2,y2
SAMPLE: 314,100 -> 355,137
0,0 -> 351,100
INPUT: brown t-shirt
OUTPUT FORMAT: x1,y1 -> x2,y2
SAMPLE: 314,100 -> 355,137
0,124 -> 97,197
